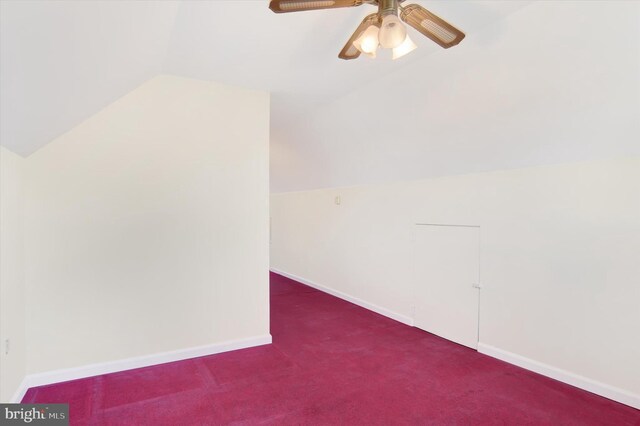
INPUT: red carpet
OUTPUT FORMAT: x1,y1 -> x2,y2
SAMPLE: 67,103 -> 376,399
23,272 -> 640,425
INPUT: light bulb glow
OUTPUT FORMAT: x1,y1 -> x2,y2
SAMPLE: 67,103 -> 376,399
353,25 -> 379,56
379,14 -> 407,49
392,34 -> 417,60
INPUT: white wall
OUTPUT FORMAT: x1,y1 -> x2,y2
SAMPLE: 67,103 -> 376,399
24,75 -> 270,374
270,1 -> 640,192
270,157 -> 640,406
0,147 -> 26,401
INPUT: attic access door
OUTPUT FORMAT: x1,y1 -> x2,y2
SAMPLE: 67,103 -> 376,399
414,224 -> 480,349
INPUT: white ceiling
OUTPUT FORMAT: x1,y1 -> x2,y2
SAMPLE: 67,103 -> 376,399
269,1 -> 640,192
1,0 -> 532,156
0,1 -> 179,156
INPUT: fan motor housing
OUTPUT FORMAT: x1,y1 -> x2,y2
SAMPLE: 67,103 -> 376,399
378,0 -> 400,16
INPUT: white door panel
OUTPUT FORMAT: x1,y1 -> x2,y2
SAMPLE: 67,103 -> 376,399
414,225 -> 480,349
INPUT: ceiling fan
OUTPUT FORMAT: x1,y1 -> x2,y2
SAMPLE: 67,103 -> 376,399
269,0 -> 465,60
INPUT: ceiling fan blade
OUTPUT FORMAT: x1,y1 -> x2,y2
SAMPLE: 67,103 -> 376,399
338,13 -> 379,60
400,4 -> 465,49
269,0 -> 363,14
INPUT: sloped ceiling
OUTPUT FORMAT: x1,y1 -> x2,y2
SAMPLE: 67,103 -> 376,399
0,1 -> 179,156
1,0 -> 532,156
269,1 -> 640,191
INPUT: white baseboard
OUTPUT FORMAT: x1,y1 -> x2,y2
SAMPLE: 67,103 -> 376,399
10,376 -> 30,404
478,343 -> 640,410
11,334 -> 272,403
270,268 -> 414,326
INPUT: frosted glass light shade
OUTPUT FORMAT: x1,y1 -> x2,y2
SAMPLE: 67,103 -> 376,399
392,34 -> 417,60
379,14 -> 406,49
353,25 -> 379,58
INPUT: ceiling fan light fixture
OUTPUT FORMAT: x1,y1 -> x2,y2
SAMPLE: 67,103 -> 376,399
378,14 -> 406,49
353,24 -> 379,56
392,33 -> 416,60
269,0 -> 465,60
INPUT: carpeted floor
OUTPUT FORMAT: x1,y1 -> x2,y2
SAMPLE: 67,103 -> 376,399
23,272 -> 640,425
